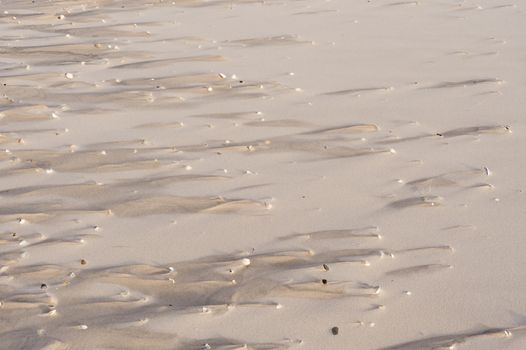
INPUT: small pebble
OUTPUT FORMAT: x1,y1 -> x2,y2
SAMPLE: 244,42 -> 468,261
331,326 -> 339,335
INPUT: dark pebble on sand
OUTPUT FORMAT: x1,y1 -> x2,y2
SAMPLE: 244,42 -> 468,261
331,326 -> 339,335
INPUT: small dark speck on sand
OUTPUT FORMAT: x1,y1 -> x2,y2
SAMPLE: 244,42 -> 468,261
331,326 -> 339,335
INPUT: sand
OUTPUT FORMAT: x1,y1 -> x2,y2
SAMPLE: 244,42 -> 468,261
0,0 -> 525,349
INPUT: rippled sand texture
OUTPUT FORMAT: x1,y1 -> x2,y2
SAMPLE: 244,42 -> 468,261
1,0 -> 526,349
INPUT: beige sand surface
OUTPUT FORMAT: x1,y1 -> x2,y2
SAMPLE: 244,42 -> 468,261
0,0 -> 525,349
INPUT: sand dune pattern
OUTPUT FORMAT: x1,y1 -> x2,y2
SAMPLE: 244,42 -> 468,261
0,1 -> 522,349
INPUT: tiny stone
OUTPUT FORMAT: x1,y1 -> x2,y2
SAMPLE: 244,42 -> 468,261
322,264 -> 330,271
40,283 -> 47,290
331,326 -> 339,335
80,259 -> 87,265
321,279 -> 328,285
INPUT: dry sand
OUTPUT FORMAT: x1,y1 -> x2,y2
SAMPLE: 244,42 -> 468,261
0,0 -> 525,349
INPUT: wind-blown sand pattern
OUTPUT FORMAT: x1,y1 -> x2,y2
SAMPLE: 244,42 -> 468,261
1,0 -> 525,349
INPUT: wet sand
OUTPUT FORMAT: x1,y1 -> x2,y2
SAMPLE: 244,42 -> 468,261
1,1 -> 526,349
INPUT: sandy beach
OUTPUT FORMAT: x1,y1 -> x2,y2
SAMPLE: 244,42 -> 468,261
0,0 -> 525,349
